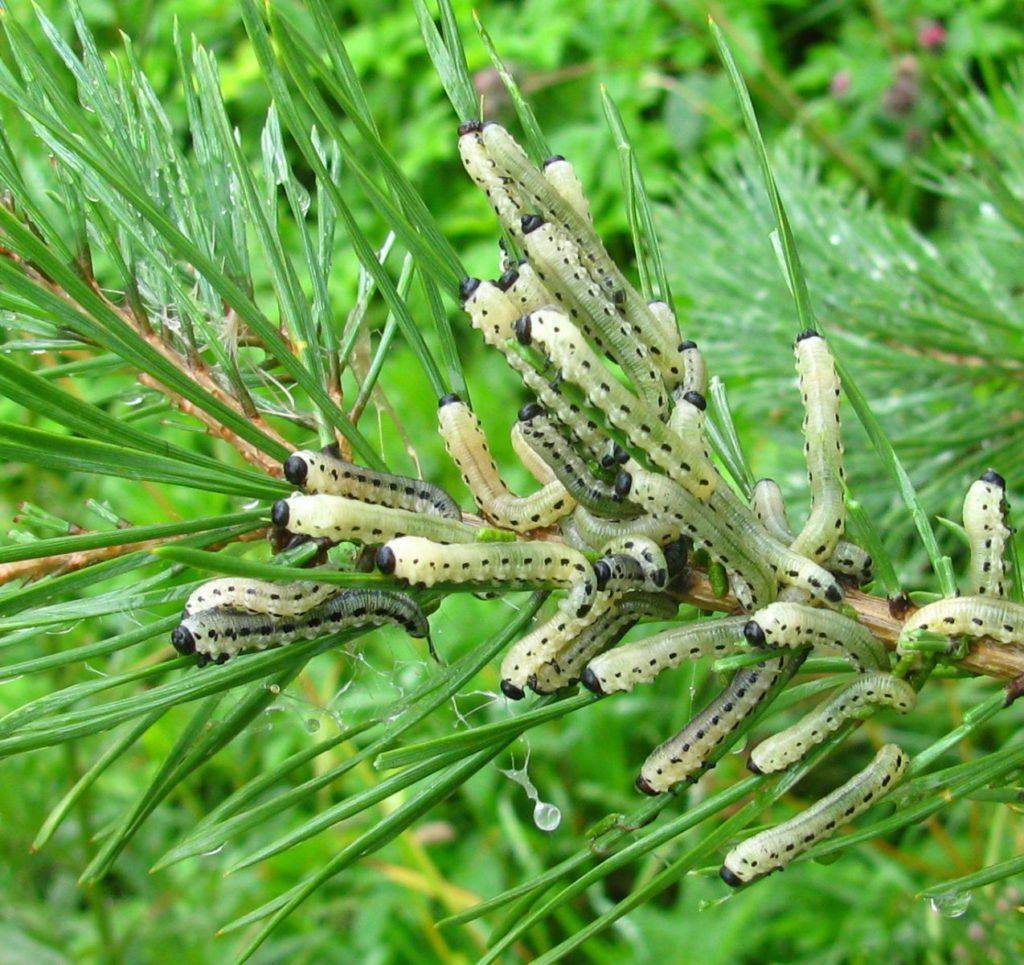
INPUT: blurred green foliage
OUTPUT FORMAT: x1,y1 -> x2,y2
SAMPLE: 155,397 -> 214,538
3,1 -> 1024,962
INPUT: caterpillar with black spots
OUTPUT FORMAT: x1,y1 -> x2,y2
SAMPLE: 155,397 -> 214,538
542,154 -> 592,223
283,445 -> 461,519
721,743 -> 908,886
592,535 -> 668,593
496,261 -> 557,315
743,601 -> 888,672
559,505 -> 680,552
582,615 -> 748,695
457,121 -> 527,238
747,674 -> 916,774
963,469 -> 1011,598
896,595 -> 1024,654
270,494 -> 479,546
437,394 -> 574,532
646,301 -> 707,398
637,653 -> 797,795
517,309 -> 717,500
529,592 -> 679,694
183,577 -> 340,618
170,589 -> 430,666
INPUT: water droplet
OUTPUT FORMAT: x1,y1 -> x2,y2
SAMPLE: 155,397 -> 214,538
305,718 -> 321,733
242,499 -> 260,510
533,801 -> 561,832
929,891 -> 972,918
267,684 -> 281,695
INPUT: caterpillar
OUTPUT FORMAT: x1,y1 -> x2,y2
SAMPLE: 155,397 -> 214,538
496,260 -> 557,315
616,468 -> 775,610
457,121 -> 526,238
743,601 -> 888,672
519,216 -> 669,416
510,420 -> 559,486
477,122 -> 684,382
517,403 -> 639,518
460,279 -> 610,461
752,478 -> 872,585
721,743 -> 908,886
560,505 -> 681,552
963,470 -> 1011,598
581,615 -> 748,695
747,674 -> 916,774
437,395 -> 574,532
529,592 -> 679,694
376,535 -> 593,593
270,494 -> 478,546
170,589 -> 430,666
637,654 -> 794,795
896,595 -> 1024,653
183,578 -> 340,618
789,331 -> 845,563
593,536 -> 668,593
517,309 -> 717,500
542,154 -> 592,223
283,445 -> 461,519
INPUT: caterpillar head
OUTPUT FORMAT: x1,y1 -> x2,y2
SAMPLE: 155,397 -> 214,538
170,624 -> 196,655
743,620 -> 767,647
283,453 -> 309,487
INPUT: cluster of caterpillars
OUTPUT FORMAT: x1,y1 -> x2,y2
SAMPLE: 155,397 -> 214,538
170,122 -> 1023,888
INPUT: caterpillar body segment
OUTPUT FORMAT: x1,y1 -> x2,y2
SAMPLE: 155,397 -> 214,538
542,154 -> 593,223
457,122 -> 526,237
529,592 -> 679,694
637,654 -> 793,794
582,615 -> 748,695
896,595 -> 1024,654
283,446 -> 461,519
619,468 -> 775,610
517,309 -> 717,500
377,536 -> 593,593
744,601 -> 888,672
752,479 -> 872,586
721,744 -> 908,886
517,403 -> 638,518
438,396 -> 574,532
593,536 -> 668,593
510,421 -> 559,486
497,260 -> 557,315
183,578 -> 340,619
461,277 -> 522,344
170,589 -> 429,665
748,674 -> 916,774
561,505 -> 682,551
519,217 -> 668,416
790,332 -> 846,563
270,494 -> 477,546
963,470 -> 1011,597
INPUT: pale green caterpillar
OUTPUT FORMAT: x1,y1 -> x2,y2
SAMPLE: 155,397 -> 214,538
542,154 -> 592,223
581,615 -> 748,695
560,505 -> 682,552
963,470 -> 1011,598
529,592 -> 678,695
183,578 -> 340,619
170,589 -> 430,666
744,601 -> 888,672
510,420 -> 559,486
283,445 -> 461,519
637,654 -> 793,795
497,260 -> 556,315
437,395 -> 574,532
748,674 -> 916,774
592,535 -> 668,593
457,121 -> 526,237
270,494 -> 478,546
517,309 -> 716,500
790,331 -> 846,563
721,743 -> 908,886
896,595 -> 1024,654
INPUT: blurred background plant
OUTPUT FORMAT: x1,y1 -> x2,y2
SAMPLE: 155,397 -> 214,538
2,0 -> 1024,962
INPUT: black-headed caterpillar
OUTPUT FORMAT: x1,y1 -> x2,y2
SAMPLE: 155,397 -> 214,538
647,301 -> 707,398
963,469 -> 1011,598
560,505 -> 682,553
457,121 -> 526,238
542,154 -> 592,223
517,403 -> 639,519
437,395 -> 574,532
529,592 -> 679,695
270,494 -> 478,546
896,595 -> 1024,654
283,445 -> 461,519
743,601 -> 888,672
721,743 -> 908,886
581,615 -> 748,695
510,420 -> 559,486
790,331 -> 845,564
496,260 -> 556,315
460,277 -> 521,345
170,589 -> 429,666
593,535 -> 668,593
183,578 -> 339,619
637,654 -> 792,795
747,673 -> 916,774
517,309 -> 716,501
752,478 -> 872,585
